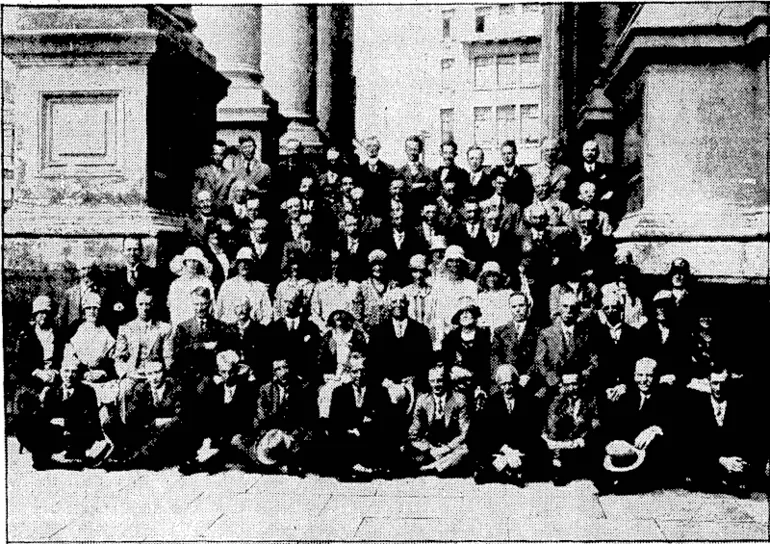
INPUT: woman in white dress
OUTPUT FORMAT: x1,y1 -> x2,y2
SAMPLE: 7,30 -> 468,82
167,246 -> 215,326
476,261 -> 514,336
428,245 -> 478,350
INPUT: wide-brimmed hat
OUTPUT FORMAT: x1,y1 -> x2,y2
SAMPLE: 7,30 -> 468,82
32,295 -> 54,314
253,428 -> 292,466
443,245 -> 471,266
326,308 -> 356,328
451,296 -> 482,325
603,440 -> 646,473
667,257 -> 691,276
170,247 -> 213,277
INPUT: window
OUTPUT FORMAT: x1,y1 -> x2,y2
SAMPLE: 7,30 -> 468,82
497,55 -> 518,89
475,7 -> 492,33
473,107 -> 495,147
520,52 -> 540,88
474,57 -> 495,89
442,10 -> 454,40
440,109 -> 455,141
496,105 -> 517,144
520,104 -> 540,146
440,59 -> 455,90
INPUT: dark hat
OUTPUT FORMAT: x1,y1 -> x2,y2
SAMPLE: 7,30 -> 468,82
450,298 -> 482,326
667,257 -> 691,276
326,308 -> 356,328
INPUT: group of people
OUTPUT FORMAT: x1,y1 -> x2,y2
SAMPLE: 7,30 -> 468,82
7,133 -> 765,497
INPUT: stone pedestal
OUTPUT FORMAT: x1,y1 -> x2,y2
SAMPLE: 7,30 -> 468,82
606,3 -> 770,283
193,6 -> 270,158
261,5 -> 323,153
3,6 -> 229,273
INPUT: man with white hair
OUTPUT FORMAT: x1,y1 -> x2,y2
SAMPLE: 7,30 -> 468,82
529,137 -> 572,202
358,135 -> 396,210
474,364 -> 540,485
184,189 -> 219,246
599,357 -> 676,494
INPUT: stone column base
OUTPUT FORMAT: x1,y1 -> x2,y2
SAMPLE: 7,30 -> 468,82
280,119 -> 324,154
3,201 -> 184,270
614,205 -> 770,283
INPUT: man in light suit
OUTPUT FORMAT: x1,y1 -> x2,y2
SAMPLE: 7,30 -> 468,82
192,139 -> 232,207
466,145 -> 495,201
534,292 -> 600,401
108,237 -> 166,327
408,366 -> 471,475
490,292 -> 540,394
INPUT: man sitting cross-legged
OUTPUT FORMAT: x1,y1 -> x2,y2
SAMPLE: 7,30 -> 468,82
250,359 -> 317,476
473,364 -> 541,485
407,365 -> 471,476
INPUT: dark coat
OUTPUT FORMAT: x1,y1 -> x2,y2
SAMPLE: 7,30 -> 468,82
13,325 -> 66,386
264,318 -> 321,385
229,320 -> 271,385
488,164 -> 534,209
409,391 -> 470,450
167,316 -> 237,382
467,168 -> 496,201
441,326 -> 492,390
594,322 -> 644,392
428,164 -> 471,199
367,318 -> 434,386
534,319 -> 600,398
107,263 -> 167,325
254,379 -> 317,441
199,375 -> 259,443
475,390 -> 541,459
490,320 -> 539,384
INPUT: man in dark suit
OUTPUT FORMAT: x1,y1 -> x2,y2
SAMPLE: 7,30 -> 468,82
328,352 -> 392,480
480,173 -> 523,235
490,292 -> 539,393
242,218 -> 283,289
397,135 -> 433,205
599,357 -> 677,493
227,297 -> 270,385
466,145 -> 495,201
638,293 -> 691,387
167,286 -> 236,393
519,206 -> 561,325
534,292 -> 600,401
408,366 -> 471,475
336,213 -> 375,282
488,139 -> 534,209
429,139 -> 470,199
108,237 -> 166,327
272,138 -> 318,207
473,364 -> 542,485
568,139 -> 621,221
184,190 -> 219,247
372,202 -> 422,285
683,369 -> 757,496
357,136 -> 397,217
192,139 -> 232,208
594,292 -> 643,401
265,289 -> 321,385
21,358 -> 105,470
448,197 -> 485,264
281,214 -> 328,282
477,206 -> 521,278
251,359 -> 317,474
228,134 -> 272,201
113,359 -> 189,469
413,202 -> 445,253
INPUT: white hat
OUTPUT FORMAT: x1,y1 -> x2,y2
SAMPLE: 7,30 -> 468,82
368,249 -> 388,263
480,261 -> 501,275
429,235 -> 447,251
603,440 -> 646,473
32,295 -> 54,314
409,254 -> 428,270
253,428 -> 292,466
443,245 -> 469,264
82,292 -> 102,309
170,247 -> 213,277
235,247 -> 255,262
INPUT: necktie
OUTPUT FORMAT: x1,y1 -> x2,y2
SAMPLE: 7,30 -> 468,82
715,403 -> 724,426
129,267 -> 138,286
435,396 -> 444,420
639,394 -> 648,410
564,329 -> 573,351
246,161 -> 252,175
63,388 -> 73,400
199,319 -> 208,334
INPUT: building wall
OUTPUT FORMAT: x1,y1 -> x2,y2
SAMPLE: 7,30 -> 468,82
353,4 -> 542,170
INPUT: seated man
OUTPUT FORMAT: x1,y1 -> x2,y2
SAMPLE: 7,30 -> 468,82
112,359 -> 188,469
683,369 -> 757,496
598,357 -> 676,494
542,373 -> 600,486
474,365 -> 541,485
251,359 -> 317,475
328,352 -> 391,480
181,351 -> 257,474
21,358 -> 107,470
408,366 -> 471,476
490,292 -> 539,394
114,289 -> 172,381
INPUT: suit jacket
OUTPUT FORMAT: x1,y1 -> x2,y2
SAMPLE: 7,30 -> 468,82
264,318 -> 321,384
317,327 -> 368,378
397,161 -> 433,194
334,233 -> 378,282
228,157 -> 272,199
113,318 -> 173,378
475,227 -> 522,278
447,221 -> 486,264
534,319 -> 600,396
488,164 -> 534,209
604,386 -> 674,446
13,325 -> 66,386
441,326 -> 492,390
490,320 -> 539,383
167,316 -> 237,380
544,389 -> 600,443
229,320 -> 271,384
281,239 -> 327,282
108,263 -> 167,326
243,236 -> 284,288
357,159 -> 397,215
199,374 -> 258,441
637,321 -> 691,382
529,162 -> 573,202
367,318 -> 433,386
566,161 -> 615,210
475,391 -> 541,457
480,195 -> 522,233
183,212 -> 218,246
254,379 -> 317,440
271,160 -> 318,206
38,382 -> 103,443
409,391 -> 470,450
370,226 -> 423,284
594,322 -> 643,392
123,377 -> 185,429
467,168 -> 496,201
429,164 -> 470,198
329,380 -> 390,438
524,198 -> 576,237
193,164 -> 232,206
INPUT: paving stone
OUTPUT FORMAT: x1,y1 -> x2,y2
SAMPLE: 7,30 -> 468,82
355,517 -> 458,540
508,517 -> 665,540
736,495 -> 770,524
658,520 -> 767,540
366,495 -> 464,518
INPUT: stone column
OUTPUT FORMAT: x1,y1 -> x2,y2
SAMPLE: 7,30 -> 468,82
541,4 -> 564,140
193,6 -> 269,157
3,6 -> 229,273
316,5 -> 333,136
606,3 -> 770,282
261,5 -> 323,153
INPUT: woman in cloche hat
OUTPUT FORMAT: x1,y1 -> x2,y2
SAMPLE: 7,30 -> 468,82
430,245 -> 478,349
